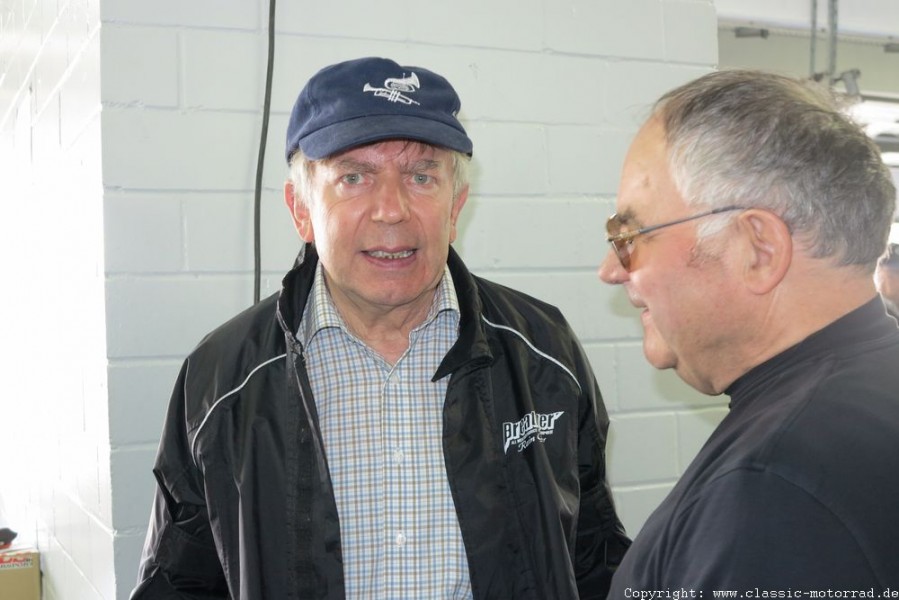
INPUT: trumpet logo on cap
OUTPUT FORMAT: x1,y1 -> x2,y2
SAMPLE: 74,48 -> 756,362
362,72 -> 421,105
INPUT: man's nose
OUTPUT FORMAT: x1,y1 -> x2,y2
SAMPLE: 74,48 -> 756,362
598,247 -> 629,285
371,178 -> 411,224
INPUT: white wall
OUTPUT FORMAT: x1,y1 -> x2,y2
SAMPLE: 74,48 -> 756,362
0,0 -> 112,598
1,1 -> 720,597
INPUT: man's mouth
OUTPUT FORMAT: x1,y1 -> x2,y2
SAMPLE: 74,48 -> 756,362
365,249 -> 415,259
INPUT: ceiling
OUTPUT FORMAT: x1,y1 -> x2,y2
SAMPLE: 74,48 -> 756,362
714,0 -> 899,40
715,0 -> 899,168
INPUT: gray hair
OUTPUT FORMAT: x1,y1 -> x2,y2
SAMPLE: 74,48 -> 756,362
287,142 -> 471,206
654,69 -> 896,267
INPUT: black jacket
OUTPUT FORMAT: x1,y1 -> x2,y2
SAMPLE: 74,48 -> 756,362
132,245 -> 630,599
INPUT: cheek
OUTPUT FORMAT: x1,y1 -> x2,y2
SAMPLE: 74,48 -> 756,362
633,274 -> 691,342
314,205 -> 355,242
415,204 -> 455,237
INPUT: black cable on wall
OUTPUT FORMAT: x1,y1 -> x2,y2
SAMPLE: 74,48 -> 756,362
254,0 -> 276,304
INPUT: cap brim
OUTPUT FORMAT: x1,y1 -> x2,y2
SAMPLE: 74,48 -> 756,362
293,115 -> 473,160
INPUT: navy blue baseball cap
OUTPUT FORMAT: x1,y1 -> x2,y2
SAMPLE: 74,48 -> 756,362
285,57 -> 473,162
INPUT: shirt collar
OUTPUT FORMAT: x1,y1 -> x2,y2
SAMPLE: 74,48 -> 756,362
298,261 -> 460,347
725,296 -> 899,404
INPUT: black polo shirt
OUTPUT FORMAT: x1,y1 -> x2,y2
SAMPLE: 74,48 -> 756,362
609,298 -> 899,597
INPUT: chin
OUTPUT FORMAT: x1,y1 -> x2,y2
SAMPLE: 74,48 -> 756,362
642,328 -> 678,371
643,349 -> 678,371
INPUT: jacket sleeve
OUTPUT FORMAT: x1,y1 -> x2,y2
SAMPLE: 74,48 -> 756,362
130,359 -> 229,600
571,339 -> 632,599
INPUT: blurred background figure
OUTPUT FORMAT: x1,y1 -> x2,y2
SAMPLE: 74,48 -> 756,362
876,222 -> 899,321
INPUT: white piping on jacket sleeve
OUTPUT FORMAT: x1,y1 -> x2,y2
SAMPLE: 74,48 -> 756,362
189,353 -> 287,466
480,316 -> 582,394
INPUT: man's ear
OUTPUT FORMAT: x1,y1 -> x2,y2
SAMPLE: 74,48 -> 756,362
284,181 -> 314,243
448,184 -> 469,244
737,209 -> 792,294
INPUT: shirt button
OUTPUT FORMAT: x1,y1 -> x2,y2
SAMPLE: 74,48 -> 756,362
395,532 -> 406,547
393,449 -> 405,464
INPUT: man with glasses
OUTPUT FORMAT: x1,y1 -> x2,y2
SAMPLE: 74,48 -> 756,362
599,70 -> 899,593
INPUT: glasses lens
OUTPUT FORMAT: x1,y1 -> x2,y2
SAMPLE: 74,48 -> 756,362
606,214 -> 622,237
612,239 -> 631,270
606,214 -> 632,270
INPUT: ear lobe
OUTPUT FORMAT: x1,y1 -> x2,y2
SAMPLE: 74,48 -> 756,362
739,209 -> 792,295
283,181 -> 315,243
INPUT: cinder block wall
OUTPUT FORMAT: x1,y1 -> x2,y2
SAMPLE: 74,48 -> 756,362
1,1 -> 720,598
0,0 -> 113,598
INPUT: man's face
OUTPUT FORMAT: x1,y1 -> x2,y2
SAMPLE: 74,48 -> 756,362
287,140 -> 467,321
597,117 -> 738,392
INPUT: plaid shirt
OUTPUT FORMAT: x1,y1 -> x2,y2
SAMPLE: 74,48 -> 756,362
299,263 -> 473,599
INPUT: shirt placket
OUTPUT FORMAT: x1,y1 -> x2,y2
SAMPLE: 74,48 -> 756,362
382,357 -> 411,596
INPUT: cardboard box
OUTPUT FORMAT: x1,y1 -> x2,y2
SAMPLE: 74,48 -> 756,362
0,548 -> 40,600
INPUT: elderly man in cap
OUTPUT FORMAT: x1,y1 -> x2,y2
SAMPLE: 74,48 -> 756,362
599,69 -> 899,594
132,57 -> 629,600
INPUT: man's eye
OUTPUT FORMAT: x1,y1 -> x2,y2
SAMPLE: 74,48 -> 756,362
413,173 -> 433,185
342,173 -> 362,185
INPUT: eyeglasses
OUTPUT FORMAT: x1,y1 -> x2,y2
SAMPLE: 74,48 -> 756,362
606,205 -> 743,271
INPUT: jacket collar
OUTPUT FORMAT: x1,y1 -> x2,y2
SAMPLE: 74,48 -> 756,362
275,244 -> 493,375
275,243 -> 317,342
436,246 -> 493,379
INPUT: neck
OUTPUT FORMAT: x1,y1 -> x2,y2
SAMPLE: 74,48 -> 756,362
343,305 -> 432,365
328,287 -> 438,366
717,260 -> 878,394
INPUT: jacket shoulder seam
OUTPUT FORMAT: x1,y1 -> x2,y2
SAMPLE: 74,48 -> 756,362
480,315 -> 582,393
189,352 -> 287,466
